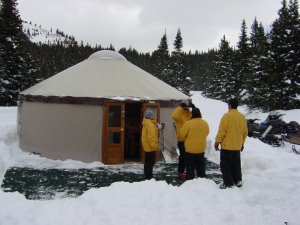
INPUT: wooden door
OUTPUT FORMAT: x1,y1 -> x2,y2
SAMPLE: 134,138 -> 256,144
102,102 -> 125,164
140,103 -> 160,162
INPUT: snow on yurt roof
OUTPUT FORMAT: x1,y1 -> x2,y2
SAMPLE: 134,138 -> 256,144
20,50 -> 189,101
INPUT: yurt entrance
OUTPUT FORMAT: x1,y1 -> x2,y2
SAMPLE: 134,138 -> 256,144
124,102 -> 142,162
102,102 -> 160,164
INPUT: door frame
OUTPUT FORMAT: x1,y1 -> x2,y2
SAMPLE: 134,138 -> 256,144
102,102 -> 125,164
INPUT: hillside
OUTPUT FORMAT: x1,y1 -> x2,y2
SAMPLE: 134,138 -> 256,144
22,21 -> 79,46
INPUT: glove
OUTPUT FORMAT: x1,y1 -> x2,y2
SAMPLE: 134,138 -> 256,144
214,142 -> 220,151
241,145 -> 244,152
157,123 -> 165,130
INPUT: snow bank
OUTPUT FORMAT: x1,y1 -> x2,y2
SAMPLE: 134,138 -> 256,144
0,93 -> 300,225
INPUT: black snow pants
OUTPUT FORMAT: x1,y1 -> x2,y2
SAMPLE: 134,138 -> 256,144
185,152 -> 206,180
144,151 -> 156,179
220,149 -> 242,186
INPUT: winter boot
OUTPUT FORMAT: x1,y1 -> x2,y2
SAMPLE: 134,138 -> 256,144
235,181 -> 243,188
219,183 -> 233,189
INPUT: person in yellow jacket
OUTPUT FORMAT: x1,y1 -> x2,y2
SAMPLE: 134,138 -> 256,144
171,99 -> 194,180
142,109 -> 159,180
180,108 -> 209,180
214,98 -> 248,189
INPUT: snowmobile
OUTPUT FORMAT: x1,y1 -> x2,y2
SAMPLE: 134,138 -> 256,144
247,117 -> 284,147
247,118 -> 261,138
260,111 -> 300,136
247,111 -> 300,150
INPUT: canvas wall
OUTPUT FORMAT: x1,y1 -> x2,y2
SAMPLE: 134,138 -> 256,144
159,107 -> 178,160
19,101 -> 103,163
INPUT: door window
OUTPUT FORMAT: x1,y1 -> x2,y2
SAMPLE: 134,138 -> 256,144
108,132 -> 121,144
108,105 -> 121,127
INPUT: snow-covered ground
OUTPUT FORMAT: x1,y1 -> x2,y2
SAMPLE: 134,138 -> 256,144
0,92 -> 300,225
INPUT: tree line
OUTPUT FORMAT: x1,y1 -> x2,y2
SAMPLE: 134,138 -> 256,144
0,0 -> 299,111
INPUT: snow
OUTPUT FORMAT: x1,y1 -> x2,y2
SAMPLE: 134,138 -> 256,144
1,92 -> 300,225
111,96 -> 126,101
22,21 -> 77,46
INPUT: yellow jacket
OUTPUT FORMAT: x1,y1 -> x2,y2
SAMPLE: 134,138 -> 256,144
179,118 -> 209,153
171,106 -> 192,140
215,109 -> 248,151
142,118 -> 159,152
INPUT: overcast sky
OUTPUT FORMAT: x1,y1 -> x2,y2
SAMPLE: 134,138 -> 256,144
18,0 -> 283,53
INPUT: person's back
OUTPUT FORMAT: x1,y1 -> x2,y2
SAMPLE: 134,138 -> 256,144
180,108 -> 209,179
181,118 -> 209,154
214,98 -> 247,189
216,109 -> 247,151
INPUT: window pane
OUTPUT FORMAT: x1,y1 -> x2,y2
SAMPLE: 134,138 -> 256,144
108,132 -> 121,144
109,105 -> 121,127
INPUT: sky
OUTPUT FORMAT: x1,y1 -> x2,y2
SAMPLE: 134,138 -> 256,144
17,0 -> 284,53
1,92 -> 300,225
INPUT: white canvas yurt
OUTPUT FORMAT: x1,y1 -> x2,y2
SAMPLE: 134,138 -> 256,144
18,50 -> 190,164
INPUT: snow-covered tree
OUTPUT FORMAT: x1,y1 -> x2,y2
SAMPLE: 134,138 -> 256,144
247,18 -> 271,110
169,28 -> 192,95
285,0 -> 300,108
235,19 -> 252,102
0,0 -> 37,106
268,0 -> 299,109
204,35 -> 235,101
151,31 -> 171,83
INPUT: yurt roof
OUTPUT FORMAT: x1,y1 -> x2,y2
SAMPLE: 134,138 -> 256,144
21,50 -> 189,101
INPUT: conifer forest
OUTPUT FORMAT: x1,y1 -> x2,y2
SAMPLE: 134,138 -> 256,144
0,0 -> 299,110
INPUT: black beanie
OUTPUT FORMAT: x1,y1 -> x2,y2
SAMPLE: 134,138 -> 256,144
228,98 -> 238,109
192,108 -> 202,119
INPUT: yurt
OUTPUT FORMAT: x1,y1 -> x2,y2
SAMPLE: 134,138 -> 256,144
18,50 -> 190,164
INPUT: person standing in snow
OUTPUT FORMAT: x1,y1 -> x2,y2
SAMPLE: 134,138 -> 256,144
214,98 -> 248,189
171,99 -> 195,180
179,108 -> 209,180
142,109 -> 159,180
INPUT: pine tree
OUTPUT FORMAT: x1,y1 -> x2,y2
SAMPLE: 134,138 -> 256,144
235,19 -> 252,102
151,31 -> 171,83
269,0 -> 295,109
199,49 -> 217,91
285,0 -> 300,108
0,1 -> 4,85
184,50 -> 197,91
169,28 -> 192,95
248,18 -> 271,110
204,35 -> 235,101
0,0 -> 38,106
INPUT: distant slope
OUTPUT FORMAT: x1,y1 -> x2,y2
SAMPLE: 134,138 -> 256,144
22,20 -> 78,46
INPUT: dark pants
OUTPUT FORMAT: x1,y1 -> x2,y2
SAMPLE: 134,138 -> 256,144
185,152 -> 206,180
144,151 -> 156,179
177,141 -> 186,173
220,149 -> 242,186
